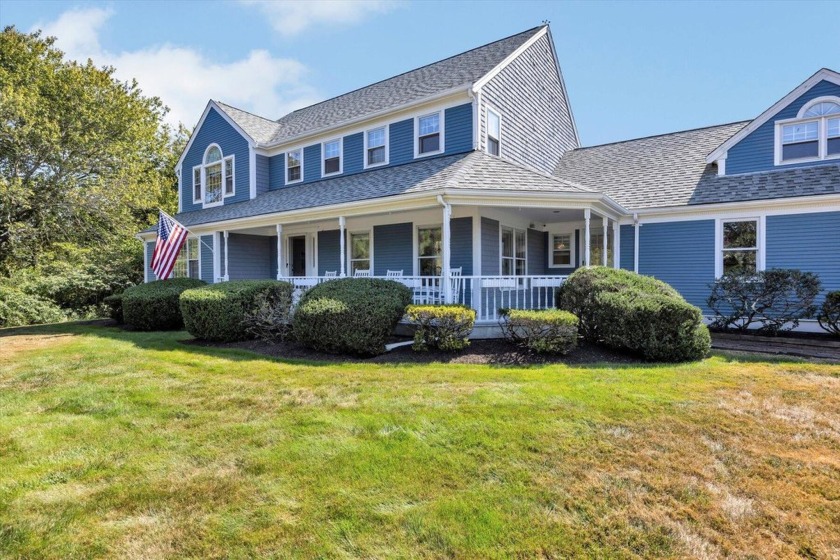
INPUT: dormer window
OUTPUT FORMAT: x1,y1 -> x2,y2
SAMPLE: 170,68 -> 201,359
365,126 -> 388,167
322,139 -> 342,176
776,98 -> 840,164
416,112 -> 443,157
193,144 -> 234,207
287,149 -> 302,183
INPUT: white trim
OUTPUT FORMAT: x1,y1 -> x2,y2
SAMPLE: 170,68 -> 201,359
583,208 -> 591,267
321,137 -> 343,177
284,147 -> 304,185
347,227 -> 373,277
275,224 -> 283,280
499,224 -> 527,276
143,241 -> 149,282
363,125 -> 389,169
716,157 -> 726,176
414,223 -> 443,276
213,232 -> 221,283
714,216 -> 765,278
774,110 -> 840,166
472,26 -> 549,92
177,167 -> 183,213
485,106 -> 502,157
248,147 -> 256,199
222,230 -> 229,281
706,68 -> 840,164
545,26 -> 581,147
633,215 -> 639,274
471,208 -> 481,276
198,143 -> 226,209
612,220 -> 620,269
546,230 -> 575,269
175,100 -> 255,170
414,110 -> 445,158
191,165 -> 202,204
797,96 -> 840,118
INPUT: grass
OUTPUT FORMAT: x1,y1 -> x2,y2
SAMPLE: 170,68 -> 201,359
1,324 -> 839,559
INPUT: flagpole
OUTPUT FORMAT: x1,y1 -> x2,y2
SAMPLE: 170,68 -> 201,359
159,209 -> 215,254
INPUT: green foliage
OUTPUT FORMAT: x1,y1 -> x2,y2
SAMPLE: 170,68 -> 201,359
242,289 -> 296,343
102,294 -> 123,324
817,291 -> 840,337
500,308 -> 579,354
0,285 -> 66,327
180,281 -> 294,342
293,278 -> 413,356
557,267 -> 679,341
405,304 -> 476,351
595,291 -> 710,362
122,278 -> 205,331
707,269 -> 822,334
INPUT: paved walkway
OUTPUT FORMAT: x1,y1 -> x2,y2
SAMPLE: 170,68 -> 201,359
711,332 -> 840,362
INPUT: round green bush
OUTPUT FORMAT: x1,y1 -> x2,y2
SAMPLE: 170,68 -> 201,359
103,293 -> 124,324
0,285 -> 66,328
180,280 -> 294,342
293,278 -> 413,356
122,278 -> 205,331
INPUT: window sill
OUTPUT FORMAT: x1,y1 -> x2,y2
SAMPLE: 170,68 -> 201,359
364,161 -> 388,170
415,150 -> 444,159
777,153 -> 840,166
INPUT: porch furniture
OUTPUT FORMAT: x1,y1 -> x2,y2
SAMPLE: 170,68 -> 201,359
354,269 -> 371,277
324,271 -> 337,277
386,270 -> 403,277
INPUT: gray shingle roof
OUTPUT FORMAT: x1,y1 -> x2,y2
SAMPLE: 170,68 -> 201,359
148,151 -> 591,232
554,121 -> 840,209
214,27 -> 543,146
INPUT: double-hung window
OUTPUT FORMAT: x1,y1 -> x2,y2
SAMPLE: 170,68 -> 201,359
487,108 -> 501,156
549,233 -> 573,267
416,112 -> 442,156
417,226 -> 442,276
778,98 -> 840,163
172,238 -> 199,279
193,145 -> 234,207
365,126 -> 387,167
323,139 -> 341,176
720,219 -> 759,275
350,232 -> 371,274
287,149 -> 302,183
501,226 -> 526,276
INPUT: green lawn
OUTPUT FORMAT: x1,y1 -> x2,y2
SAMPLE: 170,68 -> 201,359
1,324 -> 838,559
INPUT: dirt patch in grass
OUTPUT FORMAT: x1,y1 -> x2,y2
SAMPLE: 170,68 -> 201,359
183,337 -> 645,365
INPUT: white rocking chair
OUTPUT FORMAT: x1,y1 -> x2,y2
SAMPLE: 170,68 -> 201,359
354,269 -> 371,277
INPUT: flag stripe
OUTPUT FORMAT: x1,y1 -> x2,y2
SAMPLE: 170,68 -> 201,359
151,211 -> 190,280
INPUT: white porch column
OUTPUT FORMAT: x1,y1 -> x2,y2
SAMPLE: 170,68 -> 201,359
339,216 -> 346,277
275,224 -> 283,279
612,221 -> 620,269
602,215 -> 608,266
583,208 -> 591,267
441,199 -> 452,303
223,230 -> 229,281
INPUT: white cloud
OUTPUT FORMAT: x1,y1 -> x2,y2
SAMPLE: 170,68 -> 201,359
241,0 -> 399,37
33,7 -> 322,129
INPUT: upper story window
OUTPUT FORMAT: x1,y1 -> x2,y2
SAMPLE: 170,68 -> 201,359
777,98 -> 840,164
322,139 -> 342,176
501,226 -> 526,276
193,144 -> 234,207
287,149 -> 302,183
486,108 -> 501,156
416,112 -> 443,157
365,126 -> 388,168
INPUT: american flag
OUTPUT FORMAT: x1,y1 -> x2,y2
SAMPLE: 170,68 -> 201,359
151,210 -> 190,280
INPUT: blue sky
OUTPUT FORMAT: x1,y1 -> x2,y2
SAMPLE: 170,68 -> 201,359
3,0 -> 839,146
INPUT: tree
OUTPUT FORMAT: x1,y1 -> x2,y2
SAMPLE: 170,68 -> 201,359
0,26 -> 180,274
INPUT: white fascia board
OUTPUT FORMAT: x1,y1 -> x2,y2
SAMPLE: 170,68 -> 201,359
706,68 -> 840,164
545,26 -> 581,147
255,86 -> 473,155
471,26 -> 548,92
175,100 -> 256,170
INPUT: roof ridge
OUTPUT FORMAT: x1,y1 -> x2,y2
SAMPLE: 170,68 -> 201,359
275,26 -> 544,122
215,100 -> 279,125
574,120 -> 751,150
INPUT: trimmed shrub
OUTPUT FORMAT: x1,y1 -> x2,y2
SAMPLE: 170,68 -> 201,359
180,280 -> 294,342
103,293 -> 124,324
293,278 -> 412,356
500,308 -> 579,354
122,278 -> 205,331
817,291 -> 840,337
406,304 -> 476,351
595,291 -> 710,362
707,269 -> 822,334
0,286 -> 66,328
557,267 -> 679,341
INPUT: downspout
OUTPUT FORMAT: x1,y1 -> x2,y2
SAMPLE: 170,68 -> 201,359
633,213 -> 639,274
437,195 -> 452,303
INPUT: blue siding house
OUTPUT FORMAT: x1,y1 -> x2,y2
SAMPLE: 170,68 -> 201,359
139,25 -> 840,332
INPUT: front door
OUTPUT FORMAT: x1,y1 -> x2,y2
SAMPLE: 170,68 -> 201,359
290,236 -> 307,277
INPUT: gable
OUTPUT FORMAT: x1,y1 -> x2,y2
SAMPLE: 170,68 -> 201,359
725,79 -> 840,174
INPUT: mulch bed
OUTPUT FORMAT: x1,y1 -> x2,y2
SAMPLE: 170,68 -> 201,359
182,337 -> 645,366
711,331 -> 840,362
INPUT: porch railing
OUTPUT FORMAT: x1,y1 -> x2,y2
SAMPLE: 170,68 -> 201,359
285,274 -> 567,322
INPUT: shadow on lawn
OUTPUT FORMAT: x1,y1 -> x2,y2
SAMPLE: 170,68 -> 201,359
0,320 -> 667,369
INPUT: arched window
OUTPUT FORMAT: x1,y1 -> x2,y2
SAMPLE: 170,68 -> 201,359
778,97 -> 840,164
192,144 -> 235,207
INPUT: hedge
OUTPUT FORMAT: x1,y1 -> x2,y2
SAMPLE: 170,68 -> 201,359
180,280 -> 294,342
557,267 -> 680,342
0,285 -> 66,328
122,278 -> 205,331
103,293 -> 124,324
293,278 -> 413,356
501,308 -> 579,354
405,304 -> 475,351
